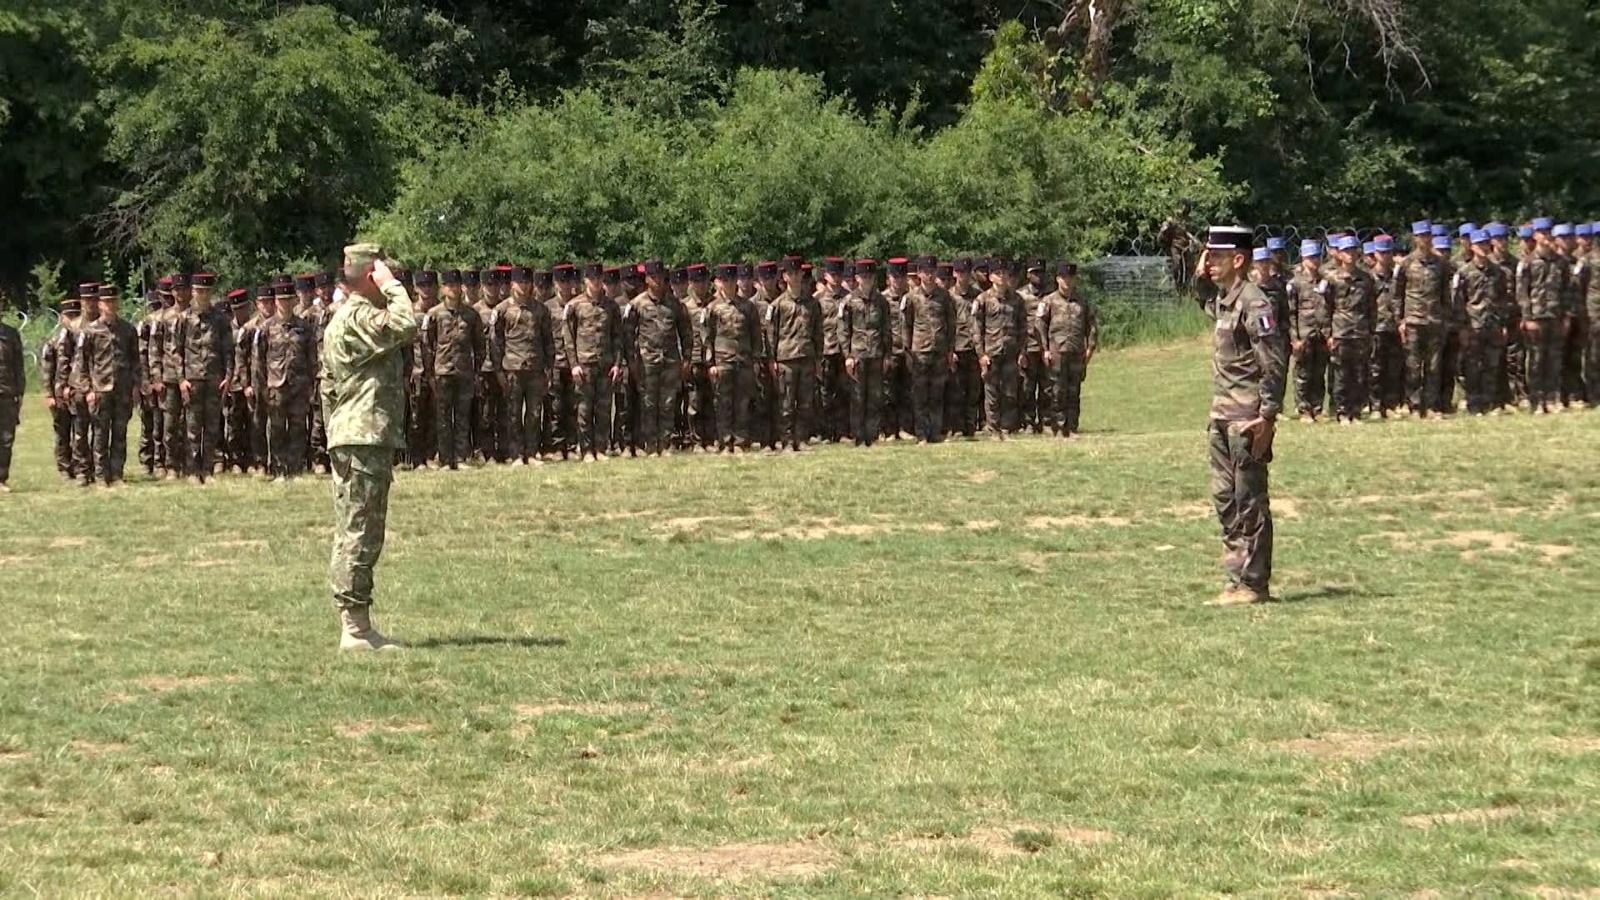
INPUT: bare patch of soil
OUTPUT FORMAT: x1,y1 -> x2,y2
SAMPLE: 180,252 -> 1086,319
1272,732 -> 1426,761
595,840 -> 835,880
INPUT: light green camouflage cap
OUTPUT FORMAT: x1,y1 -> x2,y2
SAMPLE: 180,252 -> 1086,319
343,242 -> 384,267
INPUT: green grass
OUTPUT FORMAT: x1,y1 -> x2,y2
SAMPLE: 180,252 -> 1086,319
1,335 -> 1597,896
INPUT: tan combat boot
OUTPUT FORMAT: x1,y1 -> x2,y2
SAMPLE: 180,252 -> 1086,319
338,607 -> 402,652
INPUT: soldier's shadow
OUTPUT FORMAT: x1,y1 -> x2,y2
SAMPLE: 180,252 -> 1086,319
409,634 -> 568,650
1275,584 -> 1379,604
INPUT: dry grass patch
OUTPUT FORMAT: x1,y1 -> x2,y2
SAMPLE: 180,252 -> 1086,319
48,536 -> 89,549
1400,806 -> 1522,829
1025,514 -> 1132,530
71,739 -> 130,757
967,469 -> 997,484
1541,736 -> 1600,754
594,840 -> 835,881
1272,732 -> 1427,762
512,701 -> 648,718
897,823 -> 1114,858
136,674 -> 249,693
336,720 -> 431,739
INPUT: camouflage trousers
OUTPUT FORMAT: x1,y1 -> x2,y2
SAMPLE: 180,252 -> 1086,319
572,364 -> 615,457
89,390 -> 133,484
160,383 -> 188,475
433,374 -> 474,467
267,388 -> 311,477
1462,327 -> 1505,415
1047,352 -> 1087,436
982,355 -> 1020,434
1561,316 -> 1587,405
712,360 -> 756,449
944,350 -> 981,437
1586,316 -> 1600,403
1208,418 -> 1274,595
501,369 -> 547,462
1436,329 -> 1464,414
0,396 -> 18,483
138,394 -> 162,473
1522,320 -> 1563,410
50,400 -> 73,476
1501,311 -> 1526,407
1292,337 -> 1329,416
776,358 -> 815,449
848,357 -> 885,446
1368,331 -> 1405,414
908,352 -> 947,442
634,362 -> 681,455
1021,350 -> 1052,432
329,444 -> 395,612
1402,324 -> 1443,414
1328,337 -> 1369,420
185,379 -> 223,479
71,396 -> 95,483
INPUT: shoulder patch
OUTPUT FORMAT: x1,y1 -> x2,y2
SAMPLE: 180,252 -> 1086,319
1258,309 -> 1278,335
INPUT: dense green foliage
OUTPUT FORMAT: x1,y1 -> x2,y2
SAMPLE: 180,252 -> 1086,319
2,0 -> 1597,298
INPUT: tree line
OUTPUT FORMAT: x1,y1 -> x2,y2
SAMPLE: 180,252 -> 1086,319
3,0 -> 1596,302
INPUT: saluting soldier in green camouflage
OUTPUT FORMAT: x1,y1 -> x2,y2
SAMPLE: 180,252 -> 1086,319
904,258 -> 955,443
1194,226 -> 1288,606
321,244 -> 416,651
975,259 -> 1027,438
496,267 -> 557,465
625,260 -> 691,457
1038,261 -> 1097,439
80,285 -> 141,487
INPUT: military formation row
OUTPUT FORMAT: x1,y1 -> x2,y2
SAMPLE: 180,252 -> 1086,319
0,256 -> 1099,489
1249,218 -> 1600,423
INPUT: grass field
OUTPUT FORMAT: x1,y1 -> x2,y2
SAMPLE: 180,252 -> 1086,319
1,335 -> 1597,897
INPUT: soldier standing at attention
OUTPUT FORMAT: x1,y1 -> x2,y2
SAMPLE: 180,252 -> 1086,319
564,263 -> 625,462
1325,236 -> 1376,424
626,260 -> 690,457
308,271 -> 337,474
1518,217 -> 1566,414
1250,247 -> 1291,331
496,266 -> 556,465
842,259 -> 892,447
544,264 -> 579,458
0,294 -> 23,492
1019,259 -> 1053,434
604,266 -> 637,456
80,284 -> 140,487
407,270 -> 438,468
473,268 -> 506,462
1039,261 -> 1097,439
259,280 -> 317,480
224,289 -> 255,473
1287,240 -> 1331,421
1393,221 -> 1450,417
421,269 -> 482,469
66,284 -> 101,486
882,258 -> 914,441
180,273 -> 232,484
1560,224 -> 1589,408
320,245 -> 415,652
816,258 -> 849,443
1585,222 -> 1600,406
1194,226 -> 1287,606
136,291 -> 164,475
767,257 -> 823,451
41,295 -> 80,480
976,259 -> 1027,438
1366,236 -> 1404,417
750,262 -> 783,450
1486,223 -> 1523,408
945,258 -> 982,439
702,263 -> 763,453
1455,230 -> 1507,416
245,286 -> 278,477
904,257 -> 955,443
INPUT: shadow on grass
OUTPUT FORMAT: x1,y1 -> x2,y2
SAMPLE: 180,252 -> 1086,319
410,634 -> 568,650
1276,584 -> 1380,605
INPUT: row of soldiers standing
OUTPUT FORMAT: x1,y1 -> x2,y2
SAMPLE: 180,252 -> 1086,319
1253,218 -> 1599,423
402,255 -> 1097,467
39,272 -> 338,486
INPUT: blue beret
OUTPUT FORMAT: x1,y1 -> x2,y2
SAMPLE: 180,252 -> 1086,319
1251,247 -> 1270,262
1265,237 -> 1286,251
1486,222 -> 1508,238
1577,223 -> 1594,237
1470,230 -> 1490,245
1517,225 -> 1534,239
1552,223 -> 1574,237
1431,236 -> 1453,250
1532,217 -> 1554,231
1362,241 -> 1377,255
1410,220 -> 1432,235
1458,222 -> 1477,237
1299,239 -> 1323,257
1431,224 -> 1450,237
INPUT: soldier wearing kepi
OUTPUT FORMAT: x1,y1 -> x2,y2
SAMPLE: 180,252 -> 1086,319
474,267 -> 507,461
1586,222 -> 1600,406
544,264 -> 579,458
496,266 -> 556,465
1019,259 -> 1053,434
1039,261 -> 1098,439
136,291 -> 164,475
224,289 -> 256,473
66,284 -> 102,485
1194,226 -> 1287,606
1366,236 -> 1405,417
882,258 -> 915,440
421,269 -> 482,469
564,263 -> 625,462
626,260 -> 690,457
180,273 -> 233,483
976,258 -> 1027,438
1454,230 -> 1507,415
245,285 -> 278,477
308,270 -> 336,474
259,279 -> 317,480
42,296 -> 80,480
816,258 -> 850,442
1325,235 -> 1376,424
904,257 -> 955,443
1287,240 -> 1331,421
0,292 -> 24,492
842,259 -> 893,447
1393,220 -> 1450,417
1518,217 -> 1567,414
767,257 -> 823,451
320,244 -> 416,651
702,263 -> 763,453
158,272 -> 192,477
945,258 -> 983,438
80,284 -> 140,487
407,270 -> 438,468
